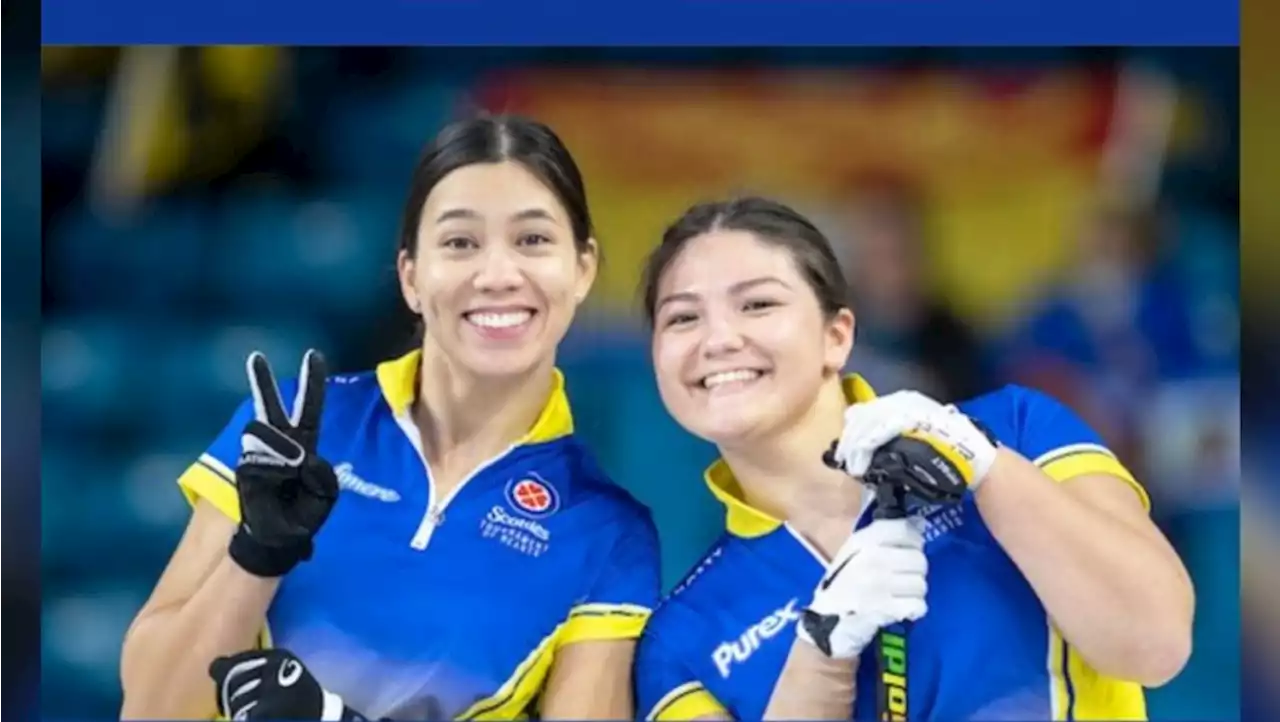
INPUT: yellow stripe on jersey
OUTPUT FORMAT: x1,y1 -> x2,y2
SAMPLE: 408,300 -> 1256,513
376,350 -> 574,445
558,603 -> 651,647
176,455 -> 241,521
646,681 -> 728,721
458,603 -> 652,719
1048,625 -> 1147,720
457,623 -> 564,720
1034,443 -> 1151,511
1039,446 -> 1148,720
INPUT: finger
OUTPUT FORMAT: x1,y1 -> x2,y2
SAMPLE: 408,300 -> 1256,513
878,546 -> 929,576
867,518 -> 926,549
210,651 -> 266,683
231,678 -> 262,703
212,654 -> 269,719
247,353 -> 291,428
886,571 -> 928,599
241,421 -> 306,468
290,350 -> 328,447
885,596 -> 929,623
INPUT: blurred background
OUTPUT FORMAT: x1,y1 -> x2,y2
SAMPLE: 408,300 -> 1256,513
41,47 -> 1239,719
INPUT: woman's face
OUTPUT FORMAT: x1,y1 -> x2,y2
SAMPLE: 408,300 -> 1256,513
650,230 -> 854,446
399,161 -> 597,379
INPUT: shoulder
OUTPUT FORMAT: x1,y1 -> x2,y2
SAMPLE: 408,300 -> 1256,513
956,384 -> 1090,452
553,437 -> 657,529
649,537 -> 738,629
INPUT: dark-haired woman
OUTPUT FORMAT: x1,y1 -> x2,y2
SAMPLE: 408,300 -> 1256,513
120,116 -> 660,721
633,196 -> 1193,721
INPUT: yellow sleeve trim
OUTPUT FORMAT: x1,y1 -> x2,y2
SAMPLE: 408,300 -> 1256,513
1036,445 -> 1150,512
557,603 -> 652,647
648,682 -> 727,721
177,456 -> 242,521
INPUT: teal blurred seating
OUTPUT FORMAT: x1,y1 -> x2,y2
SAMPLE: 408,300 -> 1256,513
45,199 -> 210,313
210,187 -> 397,319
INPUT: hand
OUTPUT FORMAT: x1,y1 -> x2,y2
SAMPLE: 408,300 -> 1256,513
796,519 -> 929,659
210,649 -> 358,721
830,390 -> 999,492
227,350 -> 340,578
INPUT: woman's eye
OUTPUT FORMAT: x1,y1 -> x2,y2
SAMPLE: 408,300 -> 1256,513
442,236 -> 477,250
664,312 -> 698,328
518,233 -> 552,246
742,299 -> 779,312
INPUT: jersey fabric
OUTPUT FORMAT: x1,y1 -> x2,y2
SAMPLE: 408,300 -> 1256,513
177,350 -> 660,720
636,376 -> 1150,722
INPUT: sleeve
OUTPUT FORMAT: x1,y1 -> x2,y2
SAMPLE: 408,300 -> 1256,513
558,508 -> 662,647
1010,385 -> 1150,510
174,397 -> 256,521
635,624 -> 728,721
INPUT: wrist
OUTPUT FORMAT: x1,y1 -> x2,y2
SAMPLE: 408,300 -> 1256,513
791,637 -> 860,677
972,446 -> 1017,503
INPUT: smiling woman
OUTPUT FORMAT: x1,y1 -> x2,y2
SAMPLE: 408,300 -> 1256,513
632,196 -> 1192,722
118,116 -> 660,722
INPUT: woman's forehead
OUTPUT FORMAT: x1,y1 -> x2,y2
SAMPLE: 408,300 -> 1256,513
660,231 -> 801,291
423,162 -> 566,221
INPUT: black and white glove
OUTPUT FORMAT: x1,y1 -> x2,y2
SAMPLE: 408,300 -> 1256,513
797,519 -> 929,659
228,350 -> 340,578
210,649 -> 367,721
831,390 -> 999,499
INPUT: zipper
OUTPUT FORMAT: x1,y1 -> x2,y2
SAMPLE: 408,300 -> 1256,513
394,411 -> 521,551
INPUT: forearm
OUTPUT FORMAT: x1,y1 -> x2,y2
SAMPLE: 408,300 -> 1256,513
764,640 -> 858,720
121,557 -> 280,719
975,448 -> 1193,684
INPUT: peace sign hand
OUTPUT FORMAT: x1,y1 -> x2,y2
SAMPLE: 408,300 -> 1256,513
228,350 -> 340,579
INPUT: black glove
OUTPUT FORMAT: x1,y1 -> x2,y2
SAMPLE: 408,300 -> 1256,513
210,649 -> 370,721
228,350 -> 340,578
859,415 -> 999,515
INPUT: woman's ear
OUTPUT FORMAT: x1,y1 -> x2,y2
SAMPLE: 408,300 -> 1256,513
824,307 -> 856,373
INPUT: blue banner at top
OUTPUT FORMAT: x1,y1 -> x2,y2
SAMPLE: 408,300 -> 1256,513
42,0 -> 1238,46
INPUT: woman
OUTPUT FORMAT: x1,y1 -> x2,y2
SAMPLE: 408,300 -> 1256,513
633,196 -> 1193,721
119,116 -> 660,721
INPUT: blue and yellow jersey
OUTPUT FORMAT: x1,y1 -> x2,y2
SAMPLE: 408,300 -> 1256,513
177,350 -> 660,720
636,377 -> 1150,722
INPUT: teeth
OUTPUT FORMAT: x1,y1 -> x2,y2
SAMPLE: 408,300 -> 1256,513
468,311 -> 532,329
703,369 -> 762,389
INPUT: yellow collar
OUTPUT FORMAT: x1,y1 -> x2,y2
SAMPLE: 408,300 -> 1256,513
374,349 -> 574,445
704,374 -> 879,538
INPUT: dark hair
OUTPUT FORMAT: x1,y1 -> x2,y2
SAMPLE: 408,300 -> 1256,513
398,115 -> 595,256
640,196 -> 851,328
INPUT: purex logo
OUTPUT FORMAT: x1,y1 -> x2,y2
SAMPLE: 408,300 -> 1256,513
711,599 -> 800,678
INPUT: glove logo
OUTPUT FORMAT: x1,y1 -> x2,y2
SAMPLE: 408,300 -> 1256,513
504,473 -> 560,519
278,658 -> 304,688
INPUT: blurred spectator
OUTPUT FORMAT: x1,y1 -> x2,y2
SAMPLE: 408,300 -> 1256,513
836,175 -> 988,402
1001,201 -> 1209,452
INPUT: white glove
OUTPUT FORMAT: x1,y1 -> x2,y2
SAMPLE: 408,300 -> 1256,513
797,519 -> 929,659
832,390 -> 999,490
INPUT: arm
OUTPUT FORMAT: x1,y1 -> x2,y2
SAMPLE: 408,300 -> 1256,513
975,441 -> 1193,687
634,626 -> 732,722
120,500 -> 280,719
763,640 -> 858,720
123,351 -> 338,718
540,639 -> 638,720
